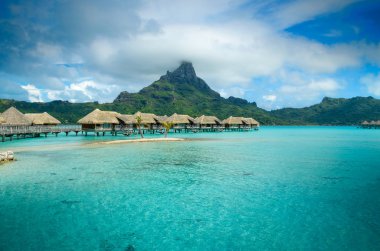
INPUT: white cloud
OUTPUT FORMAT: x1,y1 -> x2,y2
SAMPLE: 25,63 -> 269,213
219,87 -> 245,98
23,80 -> 120,103
263,95 -> 277,102
279,78 -> 342,102
361,73 -> 380,96
269,0 -> 360,29
2,0 -> 379,108
21,84 -> 43,102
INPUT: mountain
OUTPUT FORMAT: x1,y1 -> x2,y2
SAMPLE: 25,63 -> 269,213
271,96 -> 380,125
114,62 -> 280,124
1,62 -> 379,125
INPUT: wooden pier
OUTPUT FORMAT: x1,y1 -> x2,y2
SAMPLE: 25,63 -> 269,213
0,125 -> 82,142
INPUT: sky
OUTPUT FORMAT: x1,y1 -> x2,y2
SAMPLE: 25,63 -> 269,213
0,0 -> 380,110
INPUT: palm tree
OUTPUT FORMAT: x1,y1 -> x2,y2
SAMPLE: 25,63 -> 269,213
136,115 -> 144,138
162,121 -> 174,138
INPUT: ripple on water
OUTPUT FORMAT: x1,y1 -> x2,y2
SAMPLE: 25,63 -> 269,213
0,127 -> 380,250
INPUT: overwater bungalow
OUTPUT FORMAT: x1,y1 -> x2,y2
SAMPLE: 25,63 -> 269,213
1,107 -> 32,126
361,120 -> 380,129
222,116 -> 247,130
0,114 -> 5,124
25,112 -> 61,126
155,115 -> 168,124
134,111 -> 158,129
243,117 -> 260,129
117,112 -> 160,130
194,115 -> 223,130
167,113 -> 195,131
77,109 -> 120,134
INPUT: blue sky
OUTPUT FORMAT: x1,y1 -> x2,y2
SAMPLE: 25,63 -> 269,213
0,0 -> 380,109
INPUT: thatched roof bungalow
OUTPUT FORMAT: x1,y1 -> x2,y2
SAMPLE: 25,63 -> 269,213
0,113 -> 5,124
77,109 -> 120,131
25,112 -> 61,125
194,115 -> 222,128
116,114 -> 135,125
1,107 -> 31,126
361,120 -> 380,128
117,112 -> 160,129
167,113 -> 195,128
117,112 -> 159,129
134,111 -> 158,125
222,116 -> 245,125
243,117 -> 260,127
155,115 -> 168,124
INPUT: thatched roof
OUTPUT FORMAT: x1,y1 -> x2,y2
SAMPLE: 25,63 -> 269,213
117,114 -> 135,124
0,113 -> 5,124
134,111 -> 158,124
156,115 -> 168,124
117,112 -> 159,124
222,116 -> 246,125
167,113 -> 195,124
25,112 -> 61,125
1,107 -> 32,125
243,117 -> 259,126
370,120 -> 380,125
194,115 -> 221,125
77,109 -> 120,124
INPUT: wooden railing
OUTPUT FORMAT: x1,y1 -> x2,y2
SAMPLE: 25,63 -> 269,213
0,125 -> 82,135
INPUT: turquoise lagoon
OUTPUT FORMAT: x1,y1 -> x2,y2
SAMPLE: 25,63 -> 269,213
0,127 -> 380,250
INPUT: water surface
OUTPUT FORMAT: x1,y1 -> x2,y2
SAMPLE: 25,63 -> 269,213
1,127 -> 380,250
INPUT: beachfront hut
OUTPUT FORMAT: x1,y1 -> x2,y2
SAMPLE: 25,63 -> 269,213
243,117 -> 260,128
194,115 -> 222,129
222,116 -> 247,129
1,107 -> 32,126
167,113 -> 195,130
77,109 -> 120,132
25,112 -> 61,125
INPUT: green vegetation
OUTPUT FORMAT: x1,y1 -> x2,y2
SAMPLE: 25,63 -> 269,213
161,121 -> 174,138
1,63 -> 379,125
135,115 -> 144,138
270,96 -> 380,125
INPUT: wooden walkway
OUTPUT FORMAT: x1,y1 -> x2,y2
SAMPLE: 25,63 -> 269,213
0,125 -> 82,142
0,125 -> 259,142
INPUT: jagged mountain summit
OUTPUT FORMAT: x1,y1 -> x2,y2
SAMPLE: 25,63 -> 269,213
112,62 -> 275,122
114,62 -> 220,102
1,62 -> 379,125
159,61 -> 214,92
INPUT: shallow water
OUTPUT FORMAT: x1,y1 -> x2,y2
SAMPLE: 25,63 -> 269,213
1,127 -> 380,250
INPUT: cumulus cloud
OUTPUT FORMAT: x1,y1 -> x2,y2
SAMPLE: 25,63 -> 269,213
361,73 -> 380,96
21,84 -> 43,102
267,0 -> 360,29
21,80 -> 120,103
0,0 -> 379,108
263,95 -> 277,102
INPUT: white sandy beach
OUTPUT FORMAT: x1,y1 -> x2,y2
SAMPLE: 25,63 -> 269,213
98,138 -> 186,145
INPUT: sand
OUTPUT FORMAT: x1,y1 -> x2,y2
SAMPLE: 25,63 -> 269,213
98,138 -> 186,145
